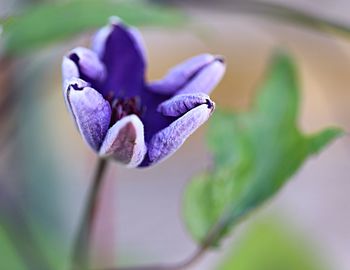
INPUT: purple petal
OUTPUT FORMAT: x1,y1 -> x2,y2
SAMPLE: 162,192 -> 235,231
63,47 -> 106,88
146,103 -> 215,166
92,17 -> 146,97
99,115 -> 147,167
127,26 -> 147,62
177,59 -> 226,95
62,57 -> 79,89
157,93 -> 214,117
62,78 -> 89,114
148,54 -> 225,95
92,18 -> 116,59
66,81 -> 111,151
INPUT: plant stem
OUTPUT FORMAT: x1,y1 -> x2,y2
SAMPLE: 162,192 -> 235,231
104,238 -> 211,270
71,159 -> 224,270
71,158 -> 109,270
112,247 -> 206,270
102,200 -> 230,270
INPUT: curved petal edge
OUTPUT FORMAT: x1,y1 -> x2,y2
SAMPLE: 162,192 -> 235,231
99,115 -> 147,168
67,84 -> 111,151
147,103 -> 215,166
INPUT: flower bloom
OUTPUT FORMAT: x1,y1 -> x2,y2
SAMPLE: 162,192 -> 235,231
62,17 -> 226,167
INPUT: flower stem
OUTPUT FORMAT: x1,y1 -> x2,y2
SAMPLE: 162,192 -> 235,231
101,203 -> 227,270
71,158 -> 109,270
103,241 -> 212,270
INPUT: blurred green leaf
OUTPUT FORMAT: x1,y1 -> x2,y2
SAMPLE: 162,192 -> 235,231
2,0 -> 183,55
183,52 -> 343,245
217,219 -> 328,270
0,225 -> 26,270
30,223 -> 67,270
0,211 -> 67,270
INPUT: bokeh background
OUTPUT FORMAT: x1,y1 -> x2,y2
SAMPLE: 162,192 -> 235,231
0,0 -> 349,270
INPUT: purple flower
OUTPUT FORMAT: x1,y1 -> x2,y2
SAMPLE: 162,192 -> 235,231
62,17 -> 226,167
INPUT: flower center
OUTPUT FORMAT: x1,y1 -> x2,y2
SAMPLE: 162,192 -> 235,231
105,91 -> 145,126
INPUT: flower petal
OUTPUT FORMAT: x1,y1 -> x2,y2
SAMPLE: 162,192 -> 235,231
99,115 -> 147,168
145,103 -> 215,166
148,54 -> 225,95
66,81 -> 111,151
92,18 -> 116,59
62,78 -> 89,114
177,59 -> 226,95
62,57 -> 79,89
63,47 -> 106,88
92,17 -> 146,97
157,93 -> 214,117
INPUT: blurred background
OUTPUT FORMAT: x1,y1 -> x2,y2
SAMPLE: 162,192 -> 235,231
0,0 -> 349,270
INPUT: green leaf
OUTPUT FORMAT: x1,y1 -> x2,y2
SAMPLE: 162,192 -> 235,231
183,52 -> 343,245
1,0 -> 183,55
0,211 -> 67,270
0,225 -> 26,270
307,128 -> 344,155
217,219 -> 329,270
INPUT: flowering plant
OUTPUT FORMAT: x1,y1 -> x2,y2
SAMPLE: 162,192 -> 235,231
62,17 -> 225,168
0,1 -> 347,270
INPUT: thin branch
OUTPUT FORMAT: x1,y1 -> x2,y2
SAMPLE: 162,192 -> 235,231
234,0 -> 350,36
98,181 -> 244,270
178,0 -> 350,37
101,219 -> 226,270
71,158 -> 109,270
114,246 -> 206,270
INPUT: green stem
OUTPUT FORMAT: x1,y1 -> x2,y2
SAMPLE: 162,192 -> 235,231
100,198 -> 233,270
71,158 -> 109,270
102,241 -> 210,270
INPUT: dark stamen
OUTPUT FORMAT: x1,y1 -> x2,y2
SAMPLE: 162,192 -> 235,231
106,91 -> 145,126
